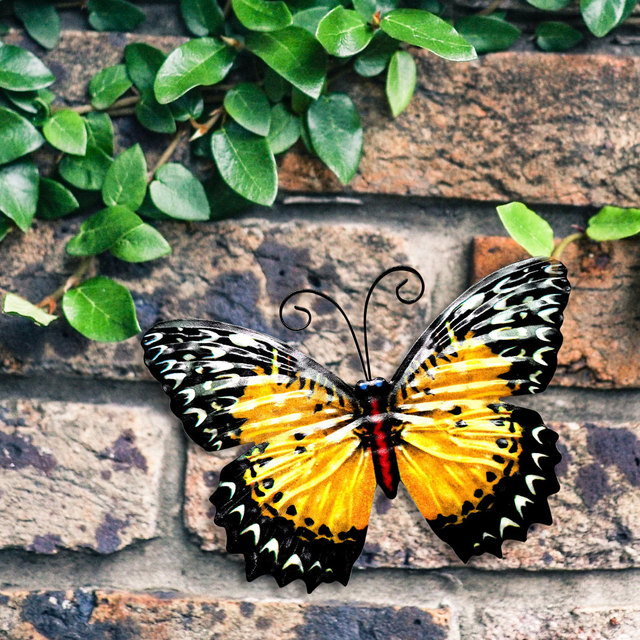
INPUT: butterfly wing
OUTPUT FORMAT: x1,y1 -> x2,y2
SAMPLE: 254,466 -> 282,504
390,258 -> 570,561
142,320 -> 376,591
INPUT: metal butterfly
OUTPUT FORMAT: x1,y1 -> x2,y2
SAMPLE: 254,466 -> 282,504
142,257 -> 571,592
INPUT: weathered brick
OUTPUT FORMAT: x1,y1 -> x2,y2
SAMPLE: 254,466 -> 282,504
185,420 -> 640,571
472,236 -> 640,388
0,400 -> 170,553
480,606 -> 640,640
0,220 -> 424,382
0,589 -> 453,639
7,30 -> 640,206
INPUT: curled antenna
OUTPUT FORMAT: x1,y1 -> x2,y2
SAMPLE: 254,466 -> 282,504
279,265 -> 425,381
362,266 -> 425,380
279,289 -> 368,379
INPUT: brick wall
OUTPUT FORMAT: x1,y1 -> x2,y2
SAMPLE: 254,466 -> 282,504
1,7 -> 640,639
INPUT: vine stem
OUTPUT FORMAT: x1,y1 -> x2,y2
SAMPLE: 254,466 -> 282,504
551,232 -> 584,259
189,107 -> 223,141
147,126 -> 187,183
477,0 -> 504,15
37,256 -> 93,314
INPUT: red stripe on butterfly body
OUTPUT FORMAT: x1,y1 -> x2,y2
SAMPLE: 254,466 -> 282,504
368,397 -> 400,499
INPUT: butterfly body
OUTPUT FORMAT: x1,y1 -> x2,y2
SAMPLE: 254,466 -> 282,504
142,257 -> 571,592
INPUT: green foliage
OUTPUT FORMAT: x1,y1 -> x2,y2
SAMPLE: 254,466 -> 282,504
3,293 -> 57,327
307,93 -> 363,184
455,16 -> 520,54
62,276 -> 141,342
1,0 -> 638,343
496,202 -> 554,257
586,207 -> 640,241
386,50 -> 416,118
535,22 -> 584,51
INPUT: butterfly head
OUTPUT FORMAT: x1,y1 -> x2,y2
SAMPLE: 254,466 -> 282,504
354,377 -> 391,404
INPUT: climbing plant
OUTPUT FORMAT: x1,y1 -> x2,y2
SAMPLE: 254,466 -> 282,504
0,0 -> 638,340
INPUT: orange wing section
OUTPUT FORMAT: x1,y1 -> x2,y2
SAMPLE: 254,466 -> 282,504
212,423 -> 376,592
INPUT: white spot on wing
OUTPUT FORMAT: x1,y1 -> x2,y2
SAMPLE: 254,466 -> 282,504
514,495 -> 533,518
241,523 -> 261,545
260,538 -> 279,559
499,517 -> 519,537
282,553 -> 303,572
229,333 -> 260,348
525,475 -> 545,495
184,407 -> 207,427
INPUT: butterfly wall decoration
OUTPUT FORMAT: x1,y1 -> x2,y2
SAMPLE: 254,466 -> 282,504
142,257 -> 571,592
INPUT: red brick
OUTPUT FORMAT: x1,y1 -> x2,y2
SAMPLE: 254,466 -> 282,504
0,400 -> 171,553
472,236 -> 640,388
480,606 -> 640,640
0,220 -> 423,382
0,589 -> 453,639
185,420 -> 640,571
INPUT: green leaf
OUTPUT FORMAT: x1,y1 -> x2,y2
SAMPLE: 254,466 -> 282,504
204,171 -> 254,219
232,0 -> 293,31
246,27 -> 327,99
526,0 -> 572,9
0,215 -> 11,243
0,107 -> 44,164
496,202 -> 554,257
3,293 -> 57,327
110,222 -> 171,262
124,42 -> 166,92
354,32 -> 398,77
211,122 -> 277,206
263,66 -> 290,102
535,21 -> 584,51
85,112 -> 114,155
307,93 -> 363,184
62,276 -> 140,342
59,145 -> 113,191
37,178 -> 80,219
380,9 -> 477,61
0,160 -> 39,232
586,206 -> 640,241
291,87 -> 312,114
3,89 -> 52,122
580,0 -> 636,36
292,6 -> 333,34
154,38 -> 236,104
66,205 -> 140,256
267,103 -> 300,154
224,83 -> 271,136
170,90 -> 204,121
386,50 -> 416,118
0,44 -> 55,91
353,0 -> 376,20
102,144 -> 147,210
43,109 -> 88,155
316,6 -> 374,57
181,0 -> 225,36
89,64 -> 133,110
455,15 -> 520,54
135,90 -> 177,133
87,0 -> 146,32
14,0 -> 60,49
149,163 -> 211,220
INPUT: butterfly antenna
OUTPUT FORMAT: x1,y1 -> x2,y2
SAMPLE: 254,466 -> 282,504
362,266 -> 425,380
279,289 -> 368,379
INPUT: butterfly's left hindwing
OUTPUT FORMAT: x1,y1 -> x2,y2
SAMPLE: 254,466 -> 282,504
391,258 -> 570,561
212,426 -> 376,592
142,320 -> 376,591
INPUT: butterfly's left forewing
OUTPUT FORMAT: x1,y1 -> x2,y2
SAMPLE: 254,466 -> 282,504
142,320 -> 376,591
390,258 -> 570,561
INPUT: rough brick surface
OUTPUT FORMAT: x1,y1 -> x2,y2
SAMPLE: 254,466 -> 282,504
184,420 -> 640,571
281,52 -> 640,207
472,236 -> 640,388
0,400 -> 170,553
7,30 -> 640,206
0,220 -> 424,383
0,589 -> 452,639
480,606 -> 640,640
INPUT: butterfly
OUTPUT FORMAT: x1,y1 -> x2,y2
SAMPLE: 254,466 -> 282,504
142,257 -> 570,592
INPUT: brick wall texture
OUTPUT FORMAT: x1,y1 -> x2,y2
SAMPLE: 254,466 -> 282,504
1,12 -> 640,640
